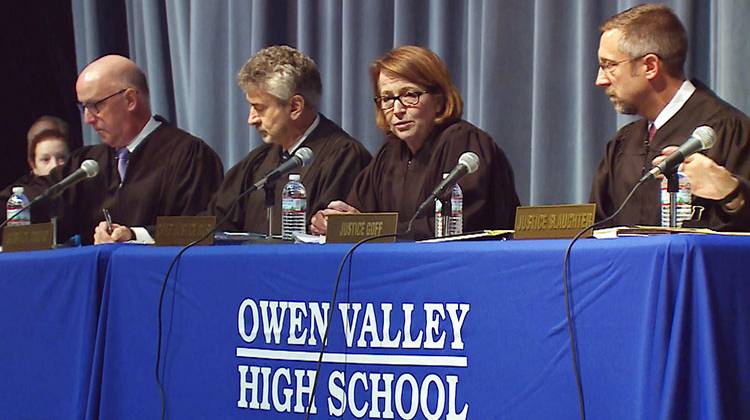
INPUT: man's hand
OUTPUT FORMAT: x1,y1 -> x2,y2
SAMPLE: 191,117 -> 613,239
310,200 -> 360,235
94,221 -> 134,244
653,146 -> 743,209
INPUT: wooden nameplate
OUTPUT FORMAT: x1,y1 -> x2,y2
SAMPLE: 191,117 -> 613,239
514,204 -> 596,239
326,213 -> 398,243
155,216 -> 216,246
2,223 -> 55,252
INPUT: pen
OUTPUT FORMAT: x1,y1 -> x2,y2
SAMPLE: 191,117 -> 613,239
102,208 -> 113,234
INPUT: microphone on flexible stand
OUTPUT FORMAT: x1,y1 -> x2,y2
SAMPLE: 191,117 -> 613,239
412,152 -> 480,221
0,160 -> 99,230
639,125 -> 716,182
406,152 -> 480,234
36,159 -> 100,200
252,147 -> 314,191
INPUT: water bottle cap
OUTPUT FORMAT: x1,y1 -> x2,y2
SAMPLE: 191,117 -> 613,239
289,174 -> 300,181
12,186 -> 24,195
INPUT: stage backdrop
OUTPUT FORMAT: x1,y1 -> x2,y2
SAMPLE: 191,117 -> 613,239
71,0 -> 750,206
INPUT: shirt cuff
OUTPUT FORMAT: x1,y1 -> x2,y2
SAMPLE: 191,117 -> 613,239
131,226 -> 155,244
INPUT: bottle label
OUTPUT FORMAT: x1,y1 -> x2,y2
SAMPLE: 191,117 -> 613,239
434,199 -> 444,237
660,172 -> 692,227
282,198 -> 307,212
451,198 -> 462,217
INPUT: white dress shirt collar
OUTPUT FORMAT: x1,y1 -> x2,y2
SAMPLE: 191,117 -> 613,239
124,115 -> 162,153
285,114 -> 320,155
652,80 -> 696,130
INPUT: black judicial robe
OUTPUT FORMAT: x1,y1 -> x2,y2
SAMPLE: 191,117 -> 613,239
0,172 -> 36,199
591,82 -> 750,230
347,119 -> 520,239
1,118 -> 224,244
206,115 -> 371,234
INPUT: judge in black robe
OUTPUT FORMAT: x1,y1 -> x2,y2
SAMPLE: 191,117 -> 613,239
345,119 -> 519,238
311,45 -> 520,240
205,45 -> 371,236
591,83 -> 750,229
1,117 -> 224,244
1,55 -> 224,244
592,5 -> 750,230
206,114 -> 371,234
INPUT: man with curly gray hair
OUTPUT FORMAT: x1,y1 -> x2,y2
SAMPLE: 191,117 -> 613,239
206,45 -> 371,235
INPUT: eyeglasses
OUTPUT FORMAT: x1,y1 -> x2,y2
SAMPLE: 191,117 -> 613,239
77,88 -> 128,115
598,54 -> 650,75
373,90 -> 429,110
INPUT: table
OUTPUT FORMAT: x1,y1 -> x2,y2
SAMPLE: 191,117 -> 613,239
89,235 -> 750,419
0,244 -> 118,419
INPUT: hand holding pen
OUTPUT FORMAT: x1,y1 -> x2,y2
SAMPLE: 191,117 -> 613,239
94,209 -> 134,244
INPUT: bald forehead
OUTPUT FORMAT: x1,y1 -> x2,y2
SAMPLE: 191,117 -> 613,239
81,56 -> 136,82
77,55 -> 148,101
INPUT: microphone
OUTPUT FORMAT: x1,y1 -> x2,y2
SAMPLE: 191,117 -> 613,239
252,147 -> 314,190
640,126 -> 716,182
412,152 -> 480,220
39,159 -> 100,199
0,160 -> 99,230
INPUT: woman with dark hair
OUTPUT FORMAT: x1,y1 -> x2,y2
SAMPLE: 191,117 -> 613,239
311,45 -> 519,239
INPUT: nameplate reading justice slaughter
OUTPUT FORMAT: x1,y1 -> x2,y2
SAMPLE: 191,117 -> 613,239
513,204 -> 596,239
326,213 -> 398,243
155,216 -> 216,246
2,222 -> 55,252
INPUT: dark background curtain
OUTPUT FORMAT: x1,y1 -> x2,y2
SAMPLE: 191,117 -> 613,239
4,1 -> 748,207
0,3 -> 84,189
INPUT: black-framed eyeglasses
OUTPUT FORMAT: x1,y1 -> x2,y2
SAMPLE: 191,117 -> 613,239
598,54 -> 652,75
77,88 -> 128,115
373,90 -> 430,110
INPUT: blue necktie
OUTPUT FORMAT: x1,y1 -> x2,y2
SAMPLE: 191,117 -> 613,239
117,148 -> 130,183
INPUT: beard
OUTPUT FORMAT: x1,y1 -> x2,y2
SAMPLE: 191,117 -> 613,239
606,88 -> 638,115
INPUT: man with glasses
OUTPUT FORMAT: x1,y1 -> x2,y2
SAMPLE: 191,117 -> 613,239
5,55 -> 224,244
591,3 -> 750,229
204,45 -> 371,235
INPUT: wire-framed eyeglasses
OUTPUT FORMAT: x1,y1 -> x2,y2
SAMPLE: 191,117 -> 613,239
77,88 -> 128,115
373,90 -> 430,110
598,54 -> 653,75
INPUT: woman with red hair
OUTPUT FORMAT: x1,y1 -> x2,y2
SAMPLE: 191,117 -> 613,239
311,45 -> 519,239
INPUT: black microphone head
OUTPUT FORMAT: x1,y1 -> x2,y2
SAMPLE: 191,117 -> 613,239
81,160 -> 99,178
294,147 -> 314,167
692,126 -> 716,150
458,152 -> 480,174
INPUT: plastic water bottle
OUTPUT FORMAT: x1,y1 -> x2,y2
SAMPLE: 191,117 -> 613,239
281,174 -> 307,240
434,173 -> 449,237
448,181 -> 464,235
6,186 -> 31,226
660,172 -> 692,227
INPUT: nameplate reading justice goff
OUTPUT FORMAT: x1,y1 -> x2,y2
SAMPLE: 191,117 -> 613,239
326,213 -> 398,243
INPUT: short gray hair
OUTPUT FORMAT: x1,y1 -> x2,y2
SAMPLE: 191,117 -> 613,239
601,3 -> 687,78
238,45 -> 322,109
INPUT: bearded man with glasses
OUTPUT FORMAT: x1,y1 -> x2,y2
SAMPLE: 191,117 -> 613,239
0,55 -> 224,245
591,4 -> 750,230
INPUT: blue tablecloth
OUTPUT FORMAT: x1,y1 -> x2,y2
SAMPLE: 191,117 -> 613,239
91,235 -> 750,419
0,244 -> 119,419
